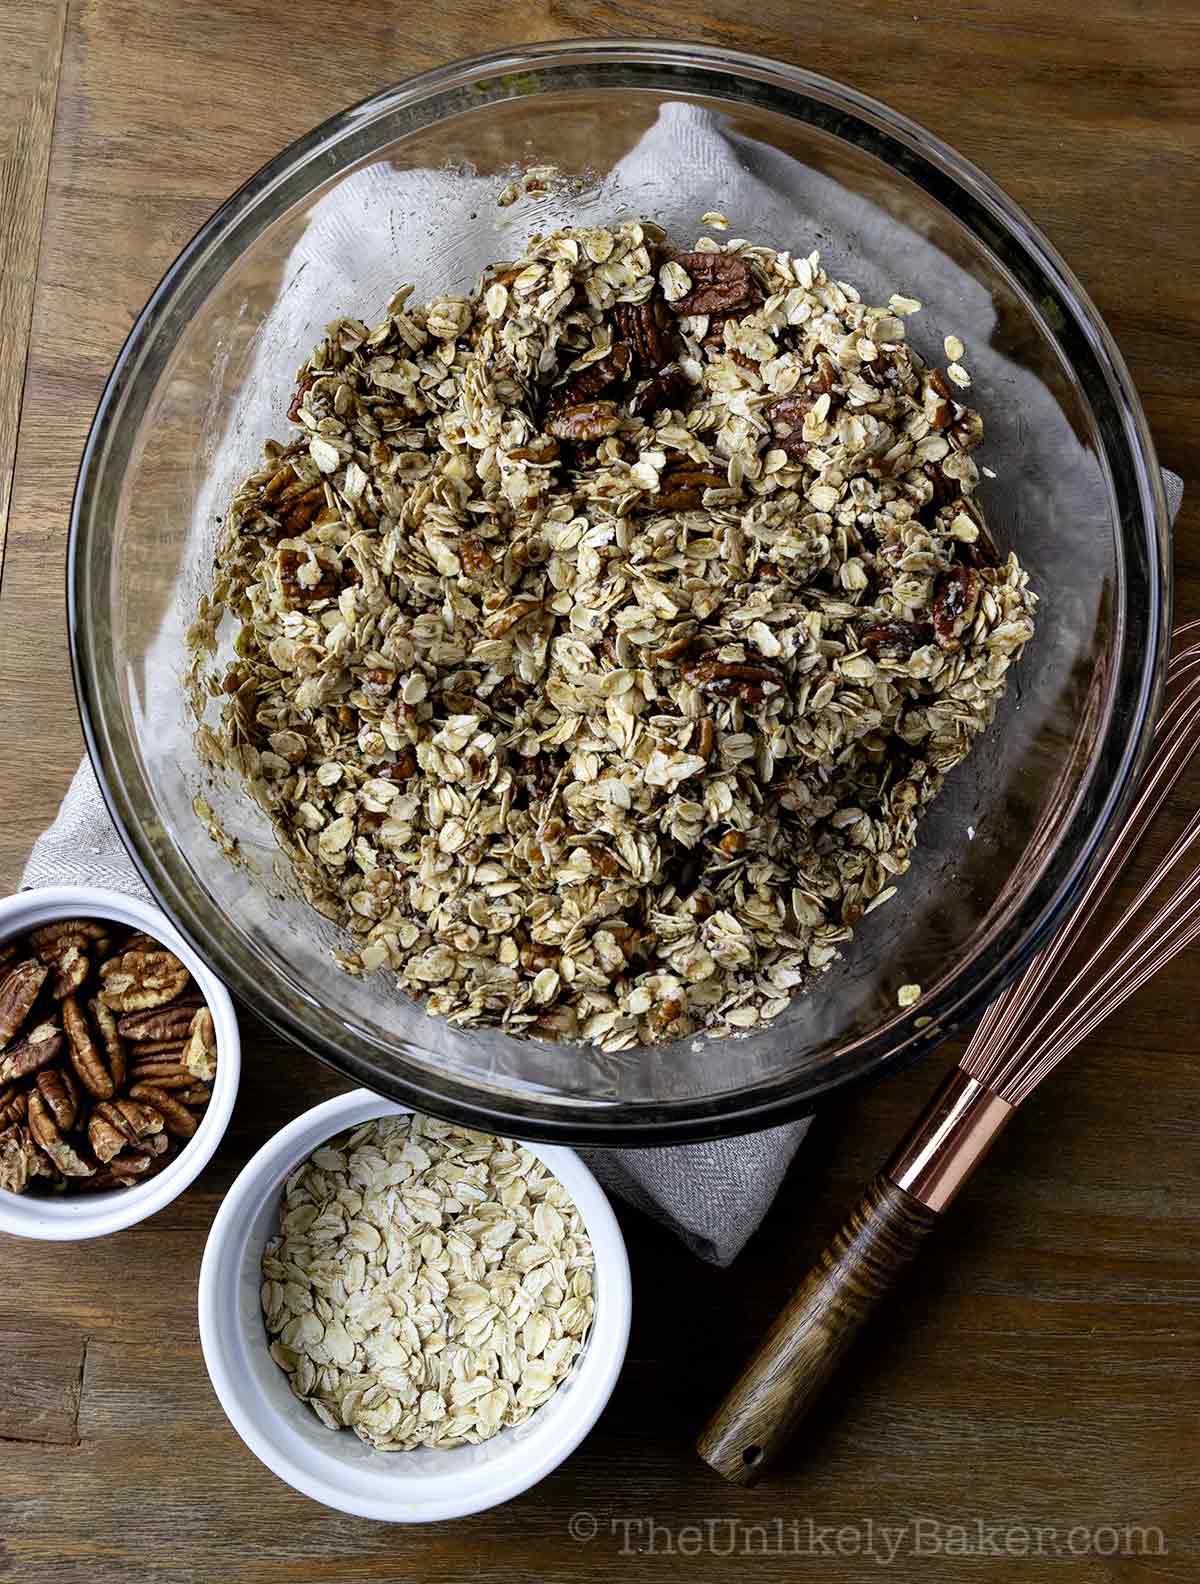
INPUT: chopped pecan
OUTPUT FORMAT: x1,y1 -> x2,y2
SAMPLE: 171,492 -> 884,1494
655,462 -> 727,510
380,750 -> 418,782
27,1091 -> 95,1178
544,399 -> 622,441
0,1022 -> 64,1083
652,634 -> 701,664
286,372 -> 316,423
518,943 -> 560,974
861,621 -> 934,659
127,1083 -> 198,1140
457,535 -> 495,579
949,407 -> 984,452
932,565 -> 981,651
648,995 -> 686,1035
0,959 -> 48,1049
99,948 -> 190,1013
629,363 -> 691,419
483,598 -> 548,639
276,546 -> 341,609
184,1008 -> 218,1082
63,995 -> 116,1099
667,251 -> 760,317
765,395 -> 813,460
546,342 -> 630,411
807,350 -> 840,396
695,718 -> 716,761
682,657 -> 787,705
506,437 -> 560,464
717,830 -> 749,856
35,1066 -> 81,1132
613,294 -> 675,372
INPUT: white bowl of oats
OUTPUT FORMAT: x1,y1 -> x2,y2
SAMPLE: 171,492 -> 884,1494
198,1089 -> 630,1520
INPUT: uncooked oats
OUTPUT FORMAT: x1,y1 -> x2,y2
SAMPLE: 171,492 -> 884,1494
188,217 -> 1037,1050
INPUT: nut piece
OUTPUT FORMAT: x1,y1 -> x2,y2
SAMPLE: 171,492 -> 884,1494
629,363 -> 690,419
932,565 -> 981,651
0,1022 -> 64,1083
0,960 -> 48,1049
99,948 -> 190,1013
27,1090 -> 95,1178
682,657 -> 786,706
544,399 -> 622,442
861,621 -> 934,660
35,1066 -> 81,1132
546,342 -> 630,412
89,998 -> 126,1093
666,250 -> 760,316
614,294 -> 675,372
766,395 -> 813,460
183,1008 -> 217,1082
63,995 -> 116,1099
116,1003 -> 197,1044
49,945 -> 90,1000
0,1124 -> 52,1193
127,1082 -> 197,1139
0,1087 -> 29,1129
655,463 -> 726,511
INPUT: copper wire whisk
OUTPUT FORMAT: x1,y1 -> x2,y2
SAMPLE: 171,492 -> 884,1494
698,621 -> 1200,1486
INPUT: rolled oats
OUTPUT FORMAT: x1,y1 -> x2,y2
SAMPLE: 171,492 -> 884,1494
189,218 -> 1037,1050
260,1114 -> 595,1450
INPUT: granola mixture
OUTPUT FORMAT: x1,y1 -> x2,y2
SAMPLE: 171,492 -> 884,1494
261,1114 -> 594,1450
0,919 -> 217,1195
188,219 -> 1037,1050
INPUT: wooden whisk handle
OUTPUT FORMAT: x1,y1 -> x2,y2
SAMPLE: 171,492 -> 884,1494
697,1069 -> 1013,1485
696,1173 -> 938,1485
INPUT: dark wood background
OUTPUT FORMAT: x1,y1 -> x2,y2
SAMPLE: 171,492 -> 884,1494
0,3 -> 1196,1580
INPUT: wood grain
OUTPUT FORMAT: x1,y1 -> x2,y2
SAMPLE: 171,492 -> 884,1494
0,1322 -> 84,1445
0,2 -> 1197,1580
697,1175 -> 941,1485
0,0 -> 66,572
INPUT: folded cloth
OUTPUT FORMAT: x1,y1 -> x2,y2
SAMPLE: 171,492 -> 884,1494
21,102 -> 1185,1263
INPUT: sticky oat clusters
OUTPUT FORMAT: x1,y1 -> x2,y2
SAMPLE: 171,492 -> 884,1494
188,219 -> 1036,1050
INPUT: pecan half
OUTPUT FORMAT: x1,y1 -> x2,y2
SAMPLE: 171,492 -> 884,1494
0,960 -> 48,1048
614,295 -> 675,372
482,598 -> 549,639
0,1022 -> 64,1083
932,565 -> 981,651
128,1083 -> 198,1140
0,1124 -> 51,1193
99,948 -> 190,1013
35,1066 -> 81,1132
0,1087 -> 28,1129
682,657 -> 786,705
267,478 -> 327,540
544,399 -> 622,441
63,995 -> 116,1099
546,341 -> 630,411
89,999 -> 126,1091
765,395 -> 813,460
30,920 -> 111,961
629,364 -> 691,419
88,1099 -> 165,1164
184,1008 -> 218,1082
127,1058 -> 194,1091
27,1091 -> 95,1178
655,462 -> 727,511
861,621 -> 934,659
667,251 -> 760,317
48,944 -> 90,1000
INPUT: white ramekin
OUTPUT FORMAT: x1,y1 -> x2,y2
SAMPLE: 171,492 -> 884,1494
199,1089 -> 631,1521
0,884 -> 240,1240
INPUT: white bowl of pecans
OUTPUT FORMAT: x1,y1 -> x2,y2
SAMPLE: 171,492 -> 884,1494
198,1090 -> 631,1521
0,885 -> 239,1239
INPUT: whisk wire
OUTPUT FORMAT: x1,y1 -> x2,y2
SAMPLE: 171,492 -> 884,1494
963,621 -> 1200,1104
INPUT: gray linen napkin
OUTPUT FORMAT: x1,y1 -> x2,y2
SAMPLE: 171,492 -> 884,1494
21,100 -> 1185,1263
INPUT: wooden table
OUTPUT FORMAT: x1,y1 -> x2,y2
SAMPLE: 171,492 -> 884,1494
1,3 -> 1197,1579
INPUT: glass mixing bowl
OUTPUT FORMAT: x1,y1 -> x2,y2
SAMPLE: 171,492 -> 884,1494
70,40 -> 1171,1144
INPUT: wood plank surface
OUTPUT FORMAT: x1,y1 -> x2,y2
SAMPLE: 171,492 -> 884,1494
0,3 -> 1197,1581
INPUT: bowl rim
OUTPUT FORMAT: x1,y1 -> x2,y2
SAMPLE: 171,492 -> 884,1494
197,1088 -> 632,1521
67,39 -> 1172,1144
0,885 -> 240,1239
